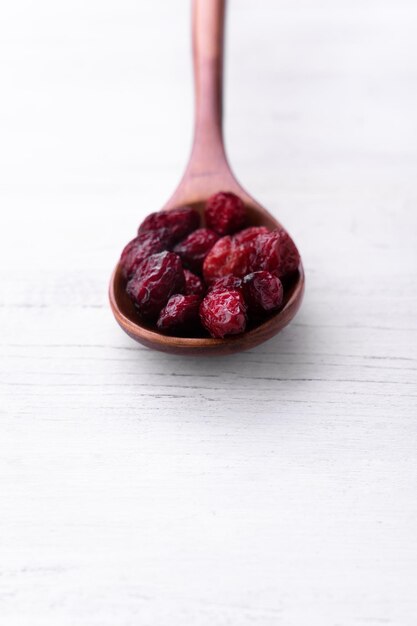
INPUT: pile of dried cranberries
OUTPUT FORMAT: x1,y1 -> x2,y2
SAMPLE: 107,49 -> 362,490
119,192 -> 300,338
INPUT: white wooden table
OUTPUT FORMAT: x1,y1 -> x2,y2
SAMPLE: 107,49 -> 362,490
1,1 -> 416,624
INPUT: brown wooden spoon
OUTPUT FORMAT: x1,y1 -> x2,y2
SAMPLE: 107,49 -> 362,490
109,0 -> 304,355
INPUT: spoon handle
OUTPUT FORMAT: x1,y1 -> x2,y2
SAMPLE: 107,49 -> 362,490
189,0 -> 228,174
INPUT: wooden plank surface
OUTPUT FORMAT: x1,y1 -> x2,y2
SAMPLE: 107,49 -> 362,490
0,0 -> 416,624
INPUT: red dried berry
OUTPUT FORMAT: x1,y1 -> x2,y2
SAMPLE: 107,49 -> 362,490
255,229 -> 300,277
200,289 -> 247,338
138,206 -> 200,244
126,251 -> 185,319
174,228 -> 219,273
275,229 -> 300,276
208,275 -> 242,293
203,236 -> 256,284
157,294 -> 201,334
234,226 -> 269,246
119,230 -> 171,280
184,269 -> 205,297
253,231 -> 280,274
205,192 -> 246,235
243,271 -> 283,314
202,236 -> 234,284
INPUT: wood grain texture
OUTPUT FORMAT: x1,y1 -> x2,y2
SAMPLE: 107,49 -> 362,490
0,0 -> 417,624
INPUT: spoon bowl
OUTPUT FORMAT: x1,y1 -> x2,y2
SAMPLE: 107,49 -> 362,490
109,0 -> 304,355
110,195 -> 304,356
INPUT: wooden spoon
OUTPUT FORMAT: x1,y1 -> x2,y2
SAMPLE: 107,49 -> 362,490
109,0 -> 304,355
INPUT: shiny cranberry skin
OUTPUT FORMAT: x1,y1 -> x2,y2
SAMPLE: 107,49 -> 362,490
202,236 -> 234,284
205,192 -> 246,235
138,206 -> 200,244
274,229 -> 300,276
208,275 -> 242,293
119,230 -> 171,280
157,294 -> 201,334
174,228 -> 219,273
203,236 -> 256,284
184,269 -> 205,297
200,289 -> 247,338
234,226 -> 269,246
255,229 -> 300,277
126,251 -> 185,319
243,271 -> 283,314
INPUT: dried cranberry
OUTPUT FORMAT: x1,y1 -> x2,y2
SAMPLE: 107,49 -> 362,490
200,289 -> 247,338
203,236 -> 256,284
205,192 -> 246,235
174,228 -> 219,273
184,269 -> 205,297
208,275 -> 242,293
126,251 -> 185,319
138,206 -> 200,244
202,236 -> 234,284
254,229 -> 300,277
274,228 -> 300,276
234,226 -> 269,246
157,294 -> 201,334
119,230 -> 170,280
243,271 -> 283,314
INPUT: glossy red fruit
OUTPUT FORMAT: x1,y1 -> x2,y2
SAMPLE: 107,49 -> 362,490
203,236 -> 256,284
174,228 -> 219,273
234,226 -> 269,246
138,206 -> 200,244
208,275 -> 242,293
200,289 -> 247,338
126,251 -> 185,319
184,269 -> 205,297
205,192 -> 246,235
243,271 -> 283,314
255,228 -> 300,277
119,230 -> 171,280
157,294 -> 201,334
275,229 -> 301,276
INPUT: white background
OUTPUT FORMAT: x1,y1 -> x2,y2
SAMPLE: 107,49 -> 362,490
1,1 -> 417,624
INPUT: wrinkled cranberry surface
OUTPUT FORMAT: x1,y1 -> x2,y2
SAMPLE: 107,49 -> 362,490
205,192 -> 246,235
273,228 -> 300,276
234,226 -> 269,246
174,228 -> 219,273
208,275 -> 242,293
243,271 -> 283,314
120,230 -> 171,280
157,294 -> 201,333
203,236 -> 255,284
255,228 -> 300,277
200,289 -> 247,338
126,251 -> 185,319
138,206 -> 200,244
184,269 -> 205,296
